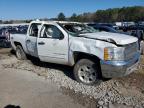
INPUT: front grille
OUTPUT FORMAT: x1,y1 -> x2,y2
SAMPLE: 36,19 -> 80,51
124,42 -> 138,61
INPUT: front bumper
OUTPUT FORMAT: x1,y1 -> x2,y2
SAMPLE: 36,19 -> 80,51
100,52 -> 140,78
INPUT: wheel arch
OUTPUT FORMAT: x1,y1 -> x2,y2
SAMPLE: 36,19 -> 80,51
73,51 -> 101,64
14,41 -> 22,47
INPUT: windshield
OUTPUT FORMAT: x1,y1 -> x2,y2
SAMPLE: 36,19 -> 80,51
58,23 -> 79,37
72,24 -> 98,34
60,23 -> 98,35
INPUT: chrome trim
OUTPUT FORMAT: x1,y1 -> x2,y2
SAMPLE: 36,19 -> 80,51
124,42 -> 138,61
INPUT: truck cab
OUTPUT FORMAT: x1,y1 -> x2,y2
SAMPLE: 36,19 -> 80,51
24,21 -> 69,65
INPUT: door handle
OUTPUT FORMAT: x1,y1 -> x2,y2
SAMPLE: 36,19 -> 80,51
27,40 -> 31,42
38,42 -> 45,45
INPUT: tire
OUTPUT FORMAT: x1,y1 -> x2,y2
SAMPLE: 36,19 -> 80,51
74,59 -> 101,85
16,45 -> 26,60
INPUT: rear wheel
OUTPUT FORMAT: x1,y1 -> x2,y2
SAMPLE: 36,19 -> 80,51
74,59 -> 101,85
16,45 -> 26,60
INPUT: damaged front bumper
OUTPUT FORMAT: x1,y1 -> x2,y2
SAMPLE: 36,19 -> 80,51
100,52 -> 140,78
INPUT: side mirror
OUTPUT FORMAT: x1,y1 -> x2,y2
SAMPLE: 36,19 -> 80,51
59,33 -> 64,40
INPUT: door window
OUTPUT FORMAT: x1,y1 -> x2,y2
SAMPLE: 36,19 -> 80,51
29,23 -> 41,37
40,25 -> 64,39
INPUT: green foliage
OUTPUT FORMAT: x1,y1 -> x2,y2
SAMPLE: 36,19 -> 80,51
70,13 -> 77,21
0,20 -> 2,24
57,12 -> 66,21
69,6 -> 144,22
0,6 -> 143,24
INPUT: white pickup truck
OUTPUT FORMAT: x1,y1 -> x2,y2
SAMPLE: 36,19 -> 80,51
10,21 -> 140,85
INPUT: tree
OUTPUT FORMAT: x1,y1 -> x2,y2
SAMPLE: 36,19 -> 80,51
57,12 -> 66,21
67,6 -> 144,23
70,13 -> 77,21
0,20 -> 2,24
69,6 -> 144,22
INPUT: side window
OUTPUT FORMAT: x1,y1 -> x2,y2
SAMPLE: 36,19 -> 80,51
40,25 -> 64,39
29,23 -> 41,37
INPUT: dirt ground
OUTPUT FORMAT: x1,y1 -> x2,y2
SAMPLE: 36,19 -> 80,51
0,48 -> 144,108
0,48 -> 88,108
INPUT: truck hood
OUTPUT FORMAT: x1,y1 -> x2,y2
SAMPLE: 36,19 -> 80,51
79,32 -> 138,45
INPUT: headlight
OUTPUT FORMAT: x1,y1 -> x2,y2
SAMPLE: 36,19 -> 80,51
104,47 -> 125,61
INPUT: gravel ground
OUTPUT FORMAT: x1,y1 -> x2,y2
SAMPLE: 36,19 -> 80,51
0,48 -> 144,108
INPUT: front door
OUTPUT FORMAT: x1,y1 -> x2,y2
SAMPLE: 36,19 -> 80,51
37,24 -> 69,64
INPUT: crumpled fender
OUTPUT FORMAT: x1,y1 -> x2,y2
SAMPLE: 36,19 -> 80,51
68,36 -> 116,65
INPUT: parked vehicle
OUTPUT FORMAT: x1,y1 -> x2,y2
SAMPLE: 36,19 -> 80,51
120,25 -> 144,39
88,23 -> 119,30
88,24 -> 131,36
120,25 -> 144,54
0,29 -> 6,40
0,28 -> 11,47
10,21 -> 140,85
88,24 -> 119,32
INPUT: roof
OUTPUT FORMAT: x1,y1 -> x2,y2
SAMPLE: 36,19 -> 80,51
31,20 -> 82,25
0,20 -> 82,27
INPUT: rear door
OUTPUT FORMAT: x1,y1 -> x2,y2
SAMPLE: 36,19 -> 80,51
37,23 -> 69,64
26,23 -> 41,57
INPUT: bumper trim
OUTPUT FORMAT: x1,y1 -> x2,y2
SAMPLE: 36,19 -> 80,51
100,52 -> 140,78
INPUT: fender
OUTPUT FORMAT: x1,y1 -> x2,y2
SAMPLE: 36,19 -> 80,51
68,36 -> 116,66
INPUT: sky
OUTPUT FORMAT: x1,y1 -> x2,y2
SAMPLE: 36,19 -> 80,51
0,0 -> 144,20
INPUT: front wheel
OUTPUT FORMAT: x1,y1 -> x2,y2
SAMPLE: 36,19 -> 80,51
74,59 -> 101,85
16,45 -> 27,60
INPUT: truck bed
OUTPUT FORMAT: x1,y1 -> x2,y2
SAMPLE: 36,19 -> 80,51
10,33 -> 27,52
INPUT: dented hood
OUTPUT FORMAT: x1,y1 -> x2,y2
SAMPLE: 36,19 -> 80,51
79,32 -> 138,45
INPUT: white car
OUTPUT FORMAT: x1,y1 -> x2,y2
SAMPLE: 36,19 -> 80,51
10,21 -> 140,85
